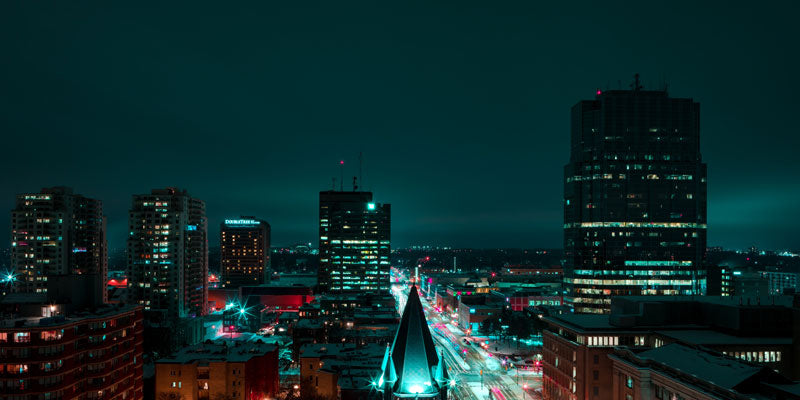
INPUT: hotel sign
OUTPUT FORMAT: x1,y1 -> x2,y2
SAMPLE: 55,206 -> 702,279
225,219 -> 260,226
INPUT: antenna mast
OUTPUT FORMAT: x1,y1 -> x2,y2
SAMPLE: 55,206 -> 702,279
631,73 -> 643,91
339,160 -> 344,191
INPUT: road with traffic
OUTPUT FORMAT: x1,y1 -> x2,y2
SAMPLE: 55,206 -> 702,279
390,273 -> 542,400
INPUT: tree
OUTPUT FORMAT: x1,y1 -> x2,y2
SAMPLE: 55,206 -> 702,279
506,313 -> 534,347
531,314 -> 548,336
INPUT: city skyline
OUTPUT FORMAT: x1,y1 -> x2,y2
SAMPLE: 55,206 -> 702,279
4,4 -> 800,400
2,2 -> 800,251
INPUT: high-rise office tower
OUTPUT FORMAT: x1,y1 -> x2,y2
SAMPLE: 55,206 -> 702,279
220,216 -> 271,288
127,188 -> 208,320
564,77 -> 707,314
318,191 -> 390,293
10,187 -> 107,300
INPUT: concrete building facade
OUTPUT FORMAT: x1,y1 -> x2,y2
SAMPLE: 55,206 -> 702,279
10,187 -> 107,301
126,188 -> 208,320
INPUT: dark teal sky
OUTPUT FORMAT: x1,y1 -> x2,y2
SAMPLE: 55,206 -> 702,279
1,1 -> 799,250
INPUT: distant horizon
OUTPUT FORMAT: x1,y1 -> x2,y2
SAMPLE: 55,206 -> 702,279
3,242 -> 787,253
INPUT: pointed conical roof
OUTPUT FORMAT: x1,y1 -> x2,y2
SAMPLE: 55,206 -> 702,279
434,350 -> 448,384
387,353 -> 398,383
388,285 -> 440,396
379,345 -> 397,386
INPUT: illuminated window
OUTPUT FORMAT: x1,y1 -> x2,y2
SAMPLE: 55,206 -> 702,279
40,330 -> 63,341
14,332 -> 30,343
7,364 -> 28,374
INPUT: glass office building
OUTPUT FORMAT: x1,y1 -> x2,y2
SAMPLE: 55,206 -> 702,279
318,191 -> 390,293
564,80 -> 707,313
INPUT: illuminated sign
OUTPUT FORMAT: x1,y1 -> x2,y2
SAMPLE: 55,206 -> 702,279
186,225 -> 197,231
224,219 -> 260,226
367,203 -> 376,210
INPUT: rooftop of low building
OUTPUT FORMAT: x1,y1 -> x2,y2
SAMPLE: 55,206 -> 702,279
157,339 -> 277,364
299,342 -> 385,359
613,343 -> 791,392
654,330 -> 791,346
0,299 -> 140,329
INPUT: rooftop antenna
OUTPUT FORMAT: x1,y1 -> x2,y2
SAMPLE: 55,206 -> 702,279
352,176 -> 358,191
358,152 -> 363,191
631,73 -> 643,91
339,160 -> 344,191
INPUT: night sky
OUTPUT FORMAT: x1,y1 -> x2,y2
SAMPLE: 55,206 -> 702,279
1,2 -> 799,250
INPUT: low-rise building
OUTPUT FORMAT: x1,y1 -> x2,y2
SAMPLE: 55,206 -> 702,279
457,295 -> 503,332
542,295 -> 800,400
316,293 -> 396,318
761,269 -> 800,295
292,319 -> 326,359
730,270 -> 770,298
0,295 -> 144,400
609,343 -> 800,400
419,272 -> 486,299
491,288 -> 563,311
502,265 -> 563,278
299,343 -> 384,400
706,265 -> 732,296
155,340 -> 279,400
239,284 -> 315,312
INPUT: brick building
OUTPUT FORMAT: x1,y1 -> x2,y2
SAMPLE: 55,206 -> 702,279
0,297 -> 144,400
609,344 -> 800,400
542,295 -> 800,400
155,340 -> 279,400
